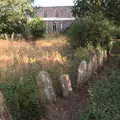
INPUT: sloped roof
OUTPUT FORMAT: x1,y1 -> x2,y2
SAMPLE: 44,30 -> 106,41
35,6 -> 73,18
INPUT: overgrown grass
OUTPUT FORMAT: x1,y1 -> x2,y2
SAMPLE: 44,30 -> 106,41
0,68 -> 46,120
76,69 -> 120,120
0,36 -> 69,119
0,36 -> 69,81
0,36 -> 100,119
0,36 -> 96,91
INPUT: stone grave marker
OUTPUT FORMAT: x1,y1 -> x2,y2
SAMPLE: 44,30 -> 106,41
36,71 -> 56,104
59,74 -> 72,97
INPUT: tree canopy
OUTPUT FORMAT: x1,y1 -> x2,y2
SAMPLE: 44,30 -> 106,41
68,0 -> 120,51
0,0 -> 34,35
72,0 -> 120,24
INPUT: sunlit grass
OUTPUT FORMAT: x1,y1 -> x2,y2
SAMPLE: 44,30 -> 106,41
0,36 -> 70,119
0,36 -> 70,83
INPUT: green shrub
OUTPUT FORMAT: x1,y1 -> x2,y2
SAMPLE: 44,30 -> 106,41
28,18 -> 45,38
67,14 -> 113,49
78,69 -> 120,120
113,26 -> 120,39
0,74 -> 45,120
67,17 -> 91,48
0,11 -> 29,40
111,41 -> 120,55
14,17 -> 30,40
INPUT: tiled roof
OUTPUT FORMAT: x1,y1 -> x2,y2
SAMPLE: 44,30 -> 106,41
35,6 -> 73,18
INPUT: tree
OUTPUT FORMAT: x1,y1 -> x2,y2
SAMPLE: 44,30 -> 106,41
28,18 -> 45,38
103,0 -> 120,25
0,0 -> 34,38
67,14 -> 113,49
72,0 -> 120,25
71,0 -> 119,60
72,0 -> 104,17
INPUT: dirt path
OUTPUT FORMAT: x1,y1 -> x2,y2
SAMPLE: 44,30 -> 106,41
45,92 -> 88,120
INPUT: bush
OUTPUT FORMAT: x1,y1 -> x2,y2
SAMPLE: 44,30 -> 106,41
13,17 -> 30,40
78,69 -> 120,120
28,18 -> 45,38
111,41 -> 120,54
67,13 -> 113,49
0,10 -> 29,40
112,26 -> 120,39
0,74 -> 45,120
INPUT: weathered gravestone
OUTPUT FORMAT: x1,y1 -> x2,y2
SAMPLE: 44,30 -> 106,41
91,55 -> 98,72
87,59 -> 93,79
77,60 -> 87,85
98,51 -> 104,67
0,91 -> 12,120
36,71 -> 56,104
103,50 -> 107,61
59,74 -> 72,97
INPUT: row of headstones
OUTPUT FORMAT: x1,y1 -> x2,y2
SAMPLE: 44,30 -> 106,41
36,71 -> 73,103
77,50 -> 107,85
38,51 -> 108,102
0,50 -> 107,120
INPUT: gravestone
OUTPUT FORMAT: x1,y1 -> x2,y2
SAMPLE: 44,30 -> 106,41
36,71 -> 56,104
92,55 -> 98,72
98,51 -> 104,67
103,50 -> 107,61
59,74 -> 72,97
77,60 -> 87,84
0,91 -> 12,120
87,60 -> 93,79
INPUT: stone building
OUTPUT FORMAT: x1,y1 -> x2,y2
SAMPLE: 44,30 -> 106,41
35,6 -> 75,33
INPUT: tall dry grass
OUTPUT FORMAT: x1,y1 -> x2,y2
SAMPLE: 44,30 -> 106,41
0,36 -> 71,91
0,37 -> 71,119
0,36 -> 98,119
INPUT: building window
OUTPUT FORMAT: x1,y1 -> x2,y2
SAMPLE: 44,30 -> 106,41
53,23 -> 57,32
56,11 -> 59,17
44,11 -> 47,17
